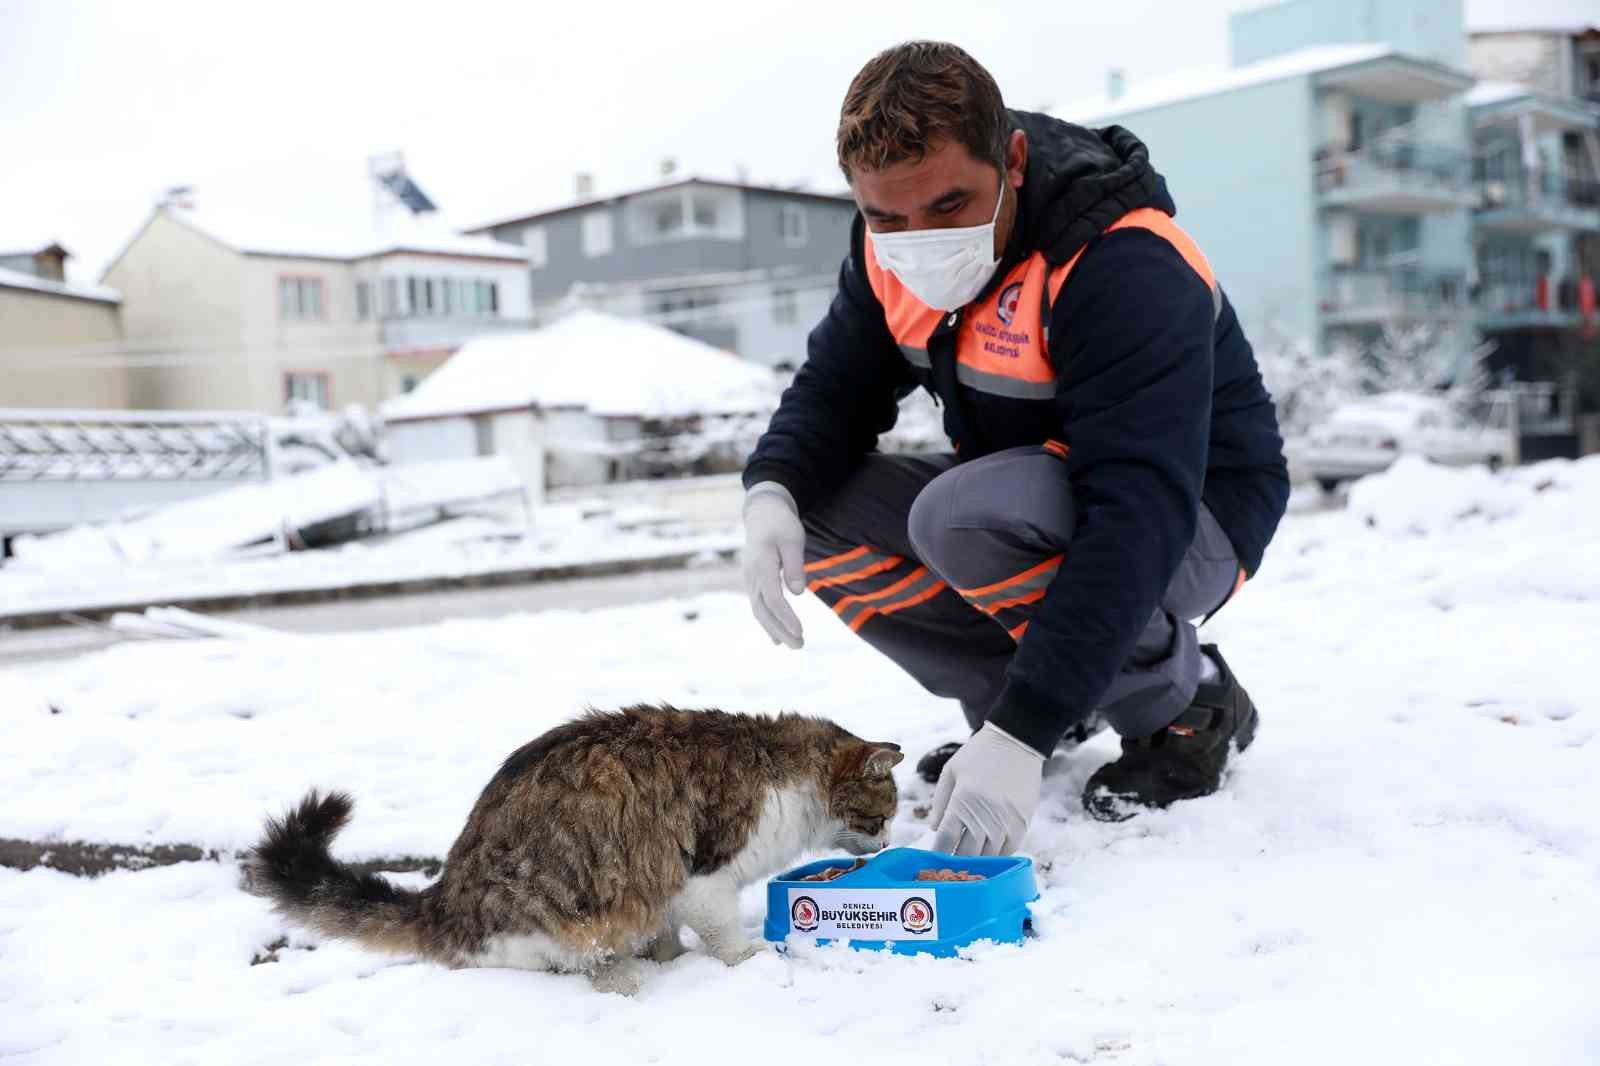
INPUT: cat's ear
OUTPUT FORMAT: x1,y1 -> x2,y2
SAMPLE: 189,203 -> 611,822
864,744 -> 904,776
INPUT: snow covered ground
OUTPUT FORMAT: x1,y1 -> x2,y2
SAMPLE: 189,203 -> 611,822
2,457 -> 1597,1064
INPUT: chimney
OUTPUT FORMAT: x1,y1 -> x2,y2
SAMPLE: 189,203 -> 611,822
660,157 -> 677,179
159,184 -> 196,211
575,172 -> 595,199
1107,69 -> 1125,101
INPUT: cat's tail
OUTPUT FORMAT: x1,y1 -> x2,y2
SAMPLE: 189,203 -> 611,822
245,790 -> 437,960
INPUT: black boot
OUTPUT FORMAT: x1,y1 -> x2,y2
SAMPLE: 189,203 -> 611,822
1082,646 -> 1259,822
916,713 -> 1107,784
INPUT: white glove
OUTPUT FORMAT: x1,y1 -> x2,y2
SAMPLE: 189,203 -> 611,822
929,723 -> 1045,856
742,482 -> 807,649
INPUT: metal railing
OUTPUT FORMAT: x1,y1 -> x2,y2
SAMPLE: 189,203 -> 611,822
1316,139 -> 1473,194
1320,269 -> 1474,317
0,409 -> 271,482
1476,166 -> 1600,212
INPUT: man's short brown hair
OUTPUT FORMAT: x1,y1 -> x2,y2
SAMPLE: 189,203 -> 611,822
836,41 -> 1010,179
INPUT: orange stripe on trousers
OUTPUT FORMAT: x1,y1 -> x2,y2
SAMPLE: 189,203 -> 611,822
807,554 -> 903,592
975,586 -> 1049,616
804,545 -> 870,574
847,578 -> 948,633
955,554 -> 1065,600
831,565 -> 932,616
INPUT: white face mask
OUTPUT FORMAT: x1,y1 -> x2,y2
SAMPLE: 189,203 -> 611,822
867,177 -> 1005,312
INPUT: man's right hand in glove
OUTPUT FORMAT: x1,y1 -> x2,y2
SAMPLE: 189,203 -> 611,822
742,482 -> 807,649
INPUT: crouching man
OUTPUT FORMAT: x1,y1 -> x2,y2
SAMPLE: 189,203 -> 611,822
741,42 -> 1289,853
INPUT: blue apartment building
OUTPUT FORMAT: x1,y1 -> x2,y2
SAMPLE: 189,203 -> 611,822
1060,0 -> 1599,422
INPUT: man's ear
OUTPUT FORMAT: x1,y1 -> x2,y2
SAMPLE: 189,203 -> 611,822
1006,129 -> 1028,189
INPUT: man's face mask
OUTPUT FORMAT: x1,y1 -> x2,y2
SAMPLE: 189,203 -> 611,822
867,175 -> 1005,312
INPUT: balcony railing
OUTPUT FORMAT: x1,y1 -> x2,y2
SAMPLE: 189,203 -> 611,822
1475,167 -> 1600,231
1321,269 -> 1599,329
1476,274 -> 1597,329
1315,139 -> 1477,213
379,315 -> 535,353
1319,269 -> 1475,321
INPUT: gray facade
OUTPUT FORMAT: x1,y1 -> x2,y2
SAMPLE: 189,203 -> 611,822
466,179 -> 858,366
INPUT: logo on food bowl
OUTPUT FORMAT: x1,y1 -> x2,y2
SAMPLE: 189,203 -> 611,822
899,896 -> 935,934
996,281 -> 1023,325
791,895 -> 820,933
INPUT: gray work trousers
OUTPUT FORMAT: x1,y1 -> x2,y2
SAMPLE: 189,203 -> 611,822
800,446 -> 1242,739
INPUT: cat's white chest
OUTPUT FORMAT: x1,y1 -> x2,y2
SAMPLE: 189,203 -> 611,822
724,785 -> 824,886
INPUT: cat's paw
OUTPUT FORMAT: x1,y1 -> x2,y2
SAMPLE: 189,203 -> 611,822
714,940 -> 768,967
588,958 -> 643,996
646,932 -> 688,964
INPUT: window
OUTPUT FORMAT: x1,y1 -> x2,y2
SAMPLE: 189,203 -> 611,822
582,209 -> 613,256
399,373 -> 420,394
423,278 -> 437,315
440,278 -> 454,315
654,200 -> 685,235
382,277 -> 399,316
779,204 -> 808,247
278,277 -> 324,320
406,276 -> 421,316
284,372 -> 331,410
355,281 -> 371,319
772,286 -> 797,325
472,280 -> 499,315
691,196 -> 718,228
522,224 -> 548,269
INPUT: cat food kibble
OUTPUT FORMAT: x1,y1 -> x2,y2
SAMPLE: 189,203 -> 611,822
915,868 -> 986,882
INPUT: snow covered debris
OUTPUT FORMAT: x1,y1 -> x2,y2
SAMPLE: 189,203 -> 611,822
2,456 -> 1598,1063
381,309 -> 781,422
0,499 -> 731,619
9,462 -> 381,570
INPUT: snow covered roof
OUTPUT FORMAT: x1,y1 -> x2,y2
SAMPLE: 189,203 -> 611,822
1466,80 -> 1600,128
0,239 -> 68,258
0,264 -> 120,304
163,206 -> 528,263
463,176 -> 853,236
1057,43 -> 1419,125
1466,80 -> 1533,107
380,310 -> 779,422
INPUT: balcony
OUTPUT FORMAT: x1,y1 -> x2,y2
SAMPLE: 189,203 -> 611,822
1475,173 -> 1600,235
1318,269 -> 1475,326
1477,275 -> 1597,332
379,314 -> 535,354
1315,141 -> 1478,215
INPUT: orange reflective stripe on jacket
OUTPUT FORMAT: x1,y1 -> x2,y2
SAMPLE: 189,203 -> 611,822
863,207 -> 1221,402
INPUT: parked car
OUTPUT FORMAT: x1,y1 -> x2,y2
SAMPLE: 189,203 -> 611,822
1301,392 -> 1514,492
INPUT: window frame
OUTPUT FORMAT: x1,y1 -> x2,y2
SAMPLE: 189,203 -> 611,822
283,370 -> 332,410
582,209 -> 614,257
779,203 -> 808,247
277,275 -> 326,321
522,224 -> 549,269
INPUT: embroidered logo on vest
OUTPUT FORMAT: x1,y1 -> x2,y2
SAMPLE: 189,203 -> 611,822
996,281 -> 1023,326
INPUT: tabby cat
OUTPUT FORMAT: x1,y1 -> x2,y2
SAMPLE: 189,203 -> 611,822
246,704 -> 902,994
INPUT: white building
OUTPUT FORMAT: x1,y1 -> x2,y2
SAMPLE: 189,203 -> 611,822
380,310 -> 778,500
101,202 -> 531,413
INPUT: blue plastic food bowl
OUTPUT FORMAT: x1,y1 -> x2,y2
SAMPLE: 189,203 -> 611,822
763,847 -> 1038,957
